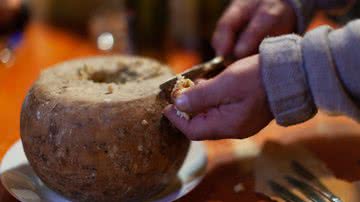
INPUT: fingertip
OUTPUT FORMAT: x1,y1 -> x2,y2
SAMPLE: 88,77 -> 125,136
163,105 -> 177,119
163,105 -> 183,127
167,110 -> 223,141
177,77 -> 224,114
163,109 -> 197,140
163,107 -> 205,140
163,105 -> 187,123
234,36 -> 260,59
212,26 -> 233,56
174,94 -> 190,112
234,15 -> 270,58
162,104 -> 172,114
234,43 -> 248,59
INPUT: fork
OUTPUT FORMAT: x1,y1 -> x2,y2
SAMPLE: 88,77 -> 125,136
268,160 -> 342,202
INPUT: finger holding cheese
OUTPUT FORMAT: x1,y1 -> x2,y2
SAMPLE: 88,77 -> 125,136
171,75 -> 194,120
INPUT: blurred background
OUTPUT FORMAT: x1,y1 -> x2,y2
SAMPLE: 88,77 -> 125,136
2,0 -> 360,69
31,0 -> 230,58
0,0 -> 233,70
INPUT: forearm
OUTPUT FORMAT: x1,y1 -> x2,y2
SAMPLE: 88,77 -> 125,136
260,19 -> 360,126
284,0 -> 354,33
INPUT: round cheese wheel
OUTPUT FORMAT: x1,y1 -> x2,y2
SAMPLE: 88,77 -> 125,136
20,56 -> 190,201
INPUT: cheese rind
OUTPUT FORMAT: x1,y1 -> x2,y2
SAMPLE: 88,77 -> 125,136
20,56 -> 190,202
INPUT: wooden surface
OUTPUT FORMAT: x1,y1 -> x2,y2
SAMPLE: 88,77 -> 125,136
1,13 -> 360,202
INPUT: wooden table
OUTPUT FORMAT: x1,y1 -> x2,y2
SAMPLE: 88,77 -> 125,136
1,13 -> 360,202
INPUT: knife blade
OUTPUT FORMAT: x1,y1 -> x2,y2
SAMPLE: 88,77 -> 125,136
159,56 -> 225,102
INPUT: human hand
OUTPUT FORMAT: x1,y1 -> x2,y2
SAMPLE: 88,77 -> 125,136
163,55 -> 273,140
212,0 -> 296,58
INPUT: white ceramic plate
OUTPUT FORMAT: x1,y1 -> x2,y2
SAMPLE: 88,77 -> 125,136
0,140 -> 207,202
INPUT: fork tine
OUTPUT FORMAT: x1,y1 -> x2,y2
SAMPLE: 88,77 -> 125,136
285,176 -> 327,202
291,161 -> 342,202
268,180 -> 306,202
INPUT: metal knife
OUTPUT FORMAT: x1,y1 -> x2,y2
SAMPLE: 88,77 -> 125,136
159,56 -> 226,102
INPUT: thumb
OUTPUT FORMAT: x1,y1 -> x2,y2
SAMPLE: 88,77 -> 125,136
174,76 -> 226,114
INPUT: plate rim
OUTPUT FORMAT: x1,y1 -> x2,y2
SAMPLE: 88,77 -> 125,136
0,139 -> 207,202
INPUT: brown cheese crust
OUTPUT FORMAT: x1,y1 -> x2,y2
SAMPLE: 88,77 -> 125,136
20,56 -> 190,202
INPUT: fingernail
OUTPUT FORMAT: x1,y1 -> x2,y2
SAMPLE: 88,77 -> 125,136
175,95 -> 190,111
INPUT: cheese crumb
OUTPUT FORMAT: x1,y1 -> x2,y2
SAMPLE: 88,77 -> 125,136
233,183 -> 245,193
141,119 -> 148,126
104,98 -> 112,103
171,75 -> 194,99
78,64 -> 92,80
106,85 -> 114,94
137,145 -> 143,151
36,111 -> 41,120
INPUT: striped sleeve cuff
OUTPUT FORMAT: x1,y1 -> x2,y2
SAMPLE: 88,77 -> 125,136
259,34 -> 317,126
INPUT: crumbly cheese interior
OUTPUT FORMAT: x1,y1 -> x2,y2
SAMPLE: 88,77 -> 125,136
171,75 -> 194,120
